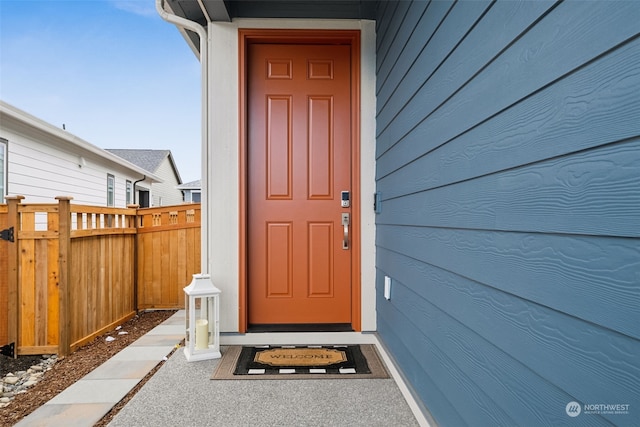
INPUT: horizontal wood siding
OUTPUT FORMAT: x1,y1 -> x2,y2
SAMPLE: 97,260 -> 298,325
374,1 -> 640,425
151,158 -> 184,206
1,126 -> 142,207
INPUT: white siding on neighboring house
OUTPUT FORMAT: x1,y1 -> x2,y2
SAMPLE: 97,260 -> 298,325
0,138 -> 6,198
177,179 -> 201,203
184,190 -> 200,203
0,102 -> 160,206
151,155 -> 183,206
105,149 -> 184,207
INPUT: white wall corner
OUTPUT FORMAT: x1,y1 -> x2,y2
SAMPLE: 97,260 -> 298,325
208,21 -> 240,332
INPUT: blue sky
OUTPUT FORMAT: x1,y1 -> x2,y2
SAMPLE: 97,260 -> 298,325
0,0 -> 202,182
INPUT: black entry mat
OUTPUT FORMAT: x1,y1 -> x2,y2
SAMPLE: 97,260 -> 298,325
212,345 -> 390,380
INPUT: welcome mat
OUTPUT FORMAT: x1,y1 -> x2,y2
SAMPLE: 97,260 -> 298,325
212,345 -> 389,380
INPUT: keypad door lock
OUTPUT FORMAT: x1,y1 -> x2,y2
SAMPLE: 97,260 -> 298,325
341,191 -> 350,208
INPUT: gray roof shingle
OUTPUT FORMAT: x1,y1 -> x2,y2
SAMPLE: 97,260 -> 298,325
105,149 -> 171,174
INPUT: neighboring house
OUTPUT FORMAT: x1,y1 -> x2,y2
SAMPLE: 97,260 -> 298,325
106,149 -> 184,207
177,179 -> 201,203
0,101 -> 161,206
160,1 -> 640,425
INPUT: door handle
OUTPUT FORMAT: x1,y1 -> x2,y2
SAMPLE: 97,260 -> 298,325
341,213 -> 350,250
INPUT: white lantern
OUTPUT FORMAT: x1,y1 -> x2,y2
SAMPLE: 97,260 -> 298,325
183,274 -> 221,361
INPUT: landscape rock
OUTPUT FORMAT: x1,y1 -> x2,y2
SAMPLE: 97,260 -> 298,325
0,355 -> 57,407
4,376 -> 19,385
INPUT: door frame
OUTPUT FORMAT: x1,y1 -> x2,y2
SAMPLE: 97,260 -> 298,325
238,29 -> 361,333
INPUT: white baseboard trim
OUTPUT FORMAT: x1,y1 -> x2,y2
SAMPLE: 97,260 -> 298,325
370,335 -> 434,427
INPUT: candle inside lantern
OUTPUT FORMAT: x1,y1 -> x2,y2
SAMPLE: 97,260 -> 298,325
195,319 -> 209,350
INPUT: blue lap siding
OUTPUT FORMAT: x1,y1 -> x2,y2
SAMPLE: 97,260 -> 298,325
374,1 -> 640,425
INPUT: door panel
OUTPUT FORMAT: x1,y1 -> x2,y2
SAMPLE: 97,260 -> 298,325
308,96 -> 333,198
266,222 -> 292,297
248,43 -> 352,325
266,96 -> 292,199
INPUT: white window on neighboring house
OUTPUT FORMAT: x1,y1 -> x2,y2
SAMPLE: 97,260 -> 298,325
107,174 -> 115,206
191,191 -> 201,203
0,139 -> 7,201
126,180 -> 133,205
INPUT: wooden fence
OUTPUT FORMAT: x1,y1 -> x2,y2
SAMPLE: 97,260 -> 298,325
136,205 -> 200,309
0,197 -> 200,356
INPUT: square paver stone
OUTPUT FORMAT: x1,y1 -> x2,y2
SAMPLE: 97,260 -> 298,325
15,403 -> 113,427
83,359 -> 160,380
132,333 -> 183,347
47,379 -> 140,404
110,345 -> 174,361
147,324 -> 184,335
161,314 -> 185,325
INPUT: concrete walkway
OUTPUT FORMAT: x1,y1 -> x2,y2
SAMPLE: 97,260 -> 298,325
15,313 -> 184,427
15,311 -> 424,427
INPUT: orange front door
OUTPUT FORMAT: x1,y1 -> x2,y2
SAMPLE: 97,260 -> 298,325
248,43 -> 353,325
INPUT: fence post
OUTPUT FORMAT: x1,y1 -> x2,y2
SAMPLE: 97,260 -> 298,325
5,196 -> 24,357
56,196 -> 72,356
128,204 -> 140,313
